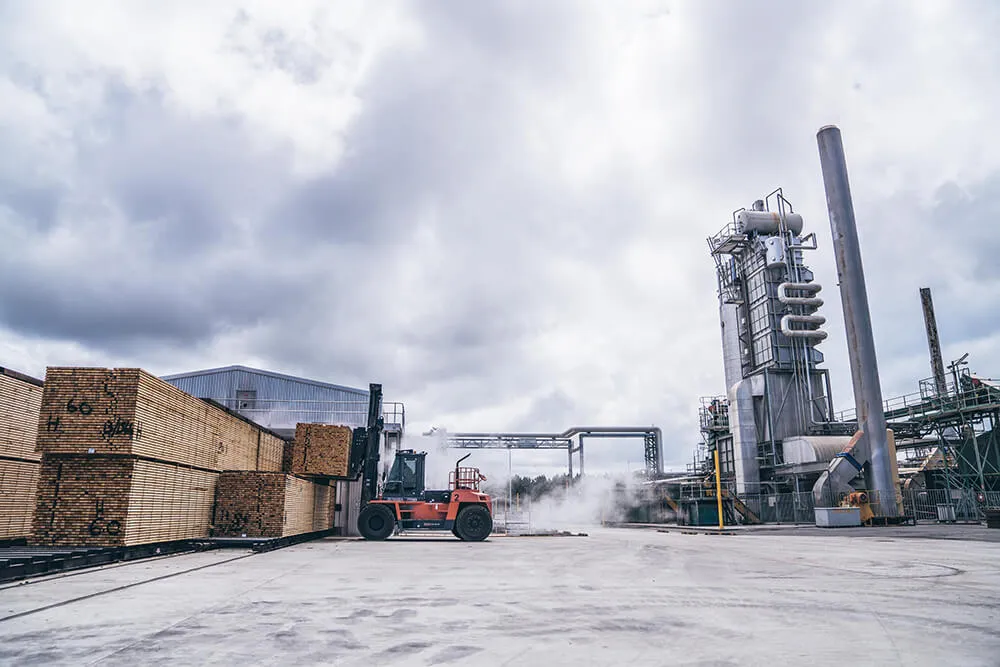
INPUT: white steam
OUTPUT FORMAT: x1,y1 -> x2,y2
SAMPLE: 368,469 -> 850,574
524,474 -> 642,530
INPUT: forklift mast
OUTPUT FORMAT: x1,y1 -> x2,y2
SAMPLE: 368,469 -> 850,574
359,383 -> 384,506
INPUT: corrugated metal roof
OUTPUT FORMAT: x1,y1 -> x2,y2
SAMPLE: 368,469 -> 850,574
161,365 -> 367,396
160,365 -> 376,430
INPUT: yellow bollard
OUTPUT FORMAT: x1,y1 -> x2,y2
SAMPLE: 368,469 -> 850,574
714,449 -> 724,530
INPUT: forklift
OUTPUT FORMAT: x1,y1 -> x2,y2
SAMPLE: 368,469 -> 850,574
353,384 -> 493,541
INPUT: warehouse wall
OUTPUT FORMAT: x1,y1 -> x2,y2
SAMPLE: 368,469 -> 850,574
162,366 -> 369,431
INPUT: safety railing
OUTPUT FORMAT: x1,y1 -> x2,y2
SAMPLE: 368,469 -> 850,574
699,396 -> 730,432
833,371 -> 1000,424
198,398 -> 405,431
450,467 -> 485,492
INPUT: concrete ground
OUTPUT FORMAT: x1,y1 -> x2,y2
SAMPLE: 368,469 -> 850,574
1,527 -> 999,666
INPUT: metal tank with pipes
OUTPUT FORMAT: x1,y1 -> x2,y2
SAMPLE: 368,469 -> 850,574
812,125 -> 899,518
707,192 -> 837,496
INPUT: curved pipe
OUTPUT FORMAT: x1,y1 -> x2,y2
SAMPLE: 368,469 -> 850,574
778,282 -> 824,307
780,314 -> 828,340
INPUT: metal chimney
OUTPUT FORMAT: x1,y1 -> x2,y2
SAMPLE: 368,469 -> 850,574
920,287 -> 948,397
816,125 -> 898,518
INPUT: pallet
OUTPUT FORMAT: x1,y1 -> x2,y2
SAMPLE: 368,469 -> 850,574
287,423 -> 353,477
29,454 -> 219,548
212,471 -> 335,538
35,367 -> 285,472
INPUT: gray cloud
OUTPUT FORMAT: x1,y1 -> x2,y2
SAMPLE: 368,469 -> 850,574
2,2 -> 999,474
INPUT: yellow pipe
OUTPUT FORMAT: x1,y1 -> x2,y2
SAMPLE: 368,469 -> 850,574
714,449 -> 724,530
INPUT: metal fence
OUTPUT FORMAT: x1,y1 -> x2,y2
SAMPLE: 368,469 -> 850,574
671,489 -> 998,525
490,500 -> 532,535
901,488 -> 997,522
736,492 -> 816,524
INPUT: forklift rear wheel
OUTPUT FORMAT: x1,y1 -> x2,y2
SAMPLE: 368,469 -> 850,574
358,504 -> 395,540
455,505 -> 492,542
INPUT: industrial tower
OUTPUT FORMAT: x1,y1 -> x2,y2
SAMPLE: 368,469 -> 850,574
706,191 -> 835,496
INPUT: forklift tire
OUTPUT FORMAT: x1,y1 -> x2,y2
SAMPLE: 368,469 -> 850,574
358,503 -> 395,541
454,505 -> 492,542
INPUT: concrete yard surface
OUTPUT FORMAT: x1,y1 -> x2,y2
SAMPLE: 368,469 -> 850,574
1,528 -> 999,666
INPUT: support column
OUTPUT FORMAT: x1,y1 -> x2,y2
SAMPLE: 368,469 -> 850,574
579,439 -> 585,477
568,443 -> 573,477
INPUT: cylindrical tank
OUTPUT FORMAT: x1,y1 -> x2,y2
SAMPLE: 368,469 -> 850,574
764,237 -> 786,268
736,210 -> 804,236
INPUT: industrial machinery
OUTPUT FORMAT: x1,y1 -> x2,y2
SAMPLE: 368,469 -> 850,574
351,384 -> 493,541
840,491 -> 875,524
357,451 -> 493,541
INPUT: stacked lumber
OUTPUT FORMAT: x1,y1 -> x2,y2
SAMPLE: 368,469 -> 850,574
288,423 -> 353,477
29,366 -> 292,548
30,455 -> 217,548
0,459 -> 40,539
1,369 -> 44,462
0,368 -> 44,539
36,368 -> 283,471
212,471 -> 334,538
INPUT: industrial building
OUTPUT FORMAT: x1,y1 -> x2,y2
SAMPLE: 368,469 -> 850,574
672,127 -> 1000,528
162,365 -> 406,535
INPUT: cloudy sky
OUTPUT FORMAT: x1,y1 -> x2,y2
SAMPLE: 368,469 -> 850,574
2,1 -> 999,476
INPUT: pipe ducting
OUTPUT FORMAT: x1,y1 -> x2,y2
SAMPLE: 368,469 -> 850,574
813,430 -> 867,507
778,282 -> 824,307
780,314 -> 828,340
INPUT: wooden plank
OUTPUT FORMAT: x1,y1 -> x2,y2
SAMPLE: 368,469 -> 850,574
124,459 -> 216,545
212,471 -> 334,538
0,368 -> 43,540
35,367 -> 284,472
288,423 -> 353,477
0,370 -> 44,462
29,454 -> 219,548
30,454 -> 135,547
0,459 -> 40,539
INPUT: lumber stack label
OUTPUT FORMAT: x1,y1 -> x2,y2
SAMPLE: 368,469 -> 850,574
30,454 -> 218,548
1,370 -> 44,462
212,471 -> 334,538
288,423 -> 352,477
0,459 -> 40,539
36,367 -> 283,472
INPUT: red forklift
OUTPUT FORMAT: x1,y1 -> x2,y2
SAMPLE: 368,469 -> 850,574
353,384 -> 493,541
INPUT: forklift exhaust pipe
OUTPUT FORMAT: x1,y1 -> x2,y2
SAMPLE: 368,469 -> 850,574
455,453 -> 472,490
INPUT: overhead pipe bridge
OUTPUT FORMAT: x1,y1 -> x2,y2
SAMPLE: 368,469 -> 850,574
442,427 -> 663,477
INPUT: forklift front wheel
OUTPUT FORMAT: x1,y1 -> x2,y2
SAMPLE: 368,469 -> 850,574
455,505 -> 492,542
358,503 -> 396,540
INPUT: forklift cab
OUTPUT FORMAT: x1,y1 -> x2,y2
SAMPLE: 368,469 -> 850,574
383,450 -> 450,503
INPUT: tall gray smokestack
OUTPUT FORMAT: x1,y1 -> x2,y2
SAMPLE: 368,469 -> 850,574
816,125 -> 897,518
920,287 -> 948,397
